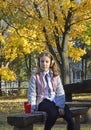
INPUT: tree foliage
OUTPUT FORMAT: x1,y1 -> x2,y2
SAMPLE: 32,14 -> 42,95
82,20 -> 91,46
0,0 -> 91,84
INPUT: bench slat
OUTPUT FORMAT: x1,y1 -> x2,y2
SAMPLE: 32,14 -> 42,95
66,102 -> 91,108
7,112 -> 46,127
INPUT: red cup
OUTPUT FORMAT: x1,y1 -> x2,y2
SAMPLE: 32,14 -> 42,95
24,102 -> 31,113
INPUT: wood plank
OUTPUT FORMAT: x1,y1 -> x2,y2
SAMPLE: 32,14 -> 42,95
66,102 -> 91,108
64,79 -> 91,94
73,99 -> 91,102
7,112 -> 46,127
70,107 -> 88,116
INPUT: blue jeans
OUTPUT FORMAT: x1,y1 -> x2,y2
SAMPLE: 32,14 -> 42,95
38,99 -> 75,130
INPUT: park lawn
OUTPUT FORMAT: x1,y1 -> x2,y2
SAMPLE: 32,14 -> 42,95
0,124 -> 91,130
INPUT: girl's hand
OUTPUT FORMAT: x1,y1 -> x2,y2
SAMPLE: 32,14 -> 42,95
58,108 -> 65,116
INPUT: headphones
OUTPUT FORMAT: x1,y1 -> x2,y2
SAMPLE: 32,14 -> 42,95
50,58 -> 55,67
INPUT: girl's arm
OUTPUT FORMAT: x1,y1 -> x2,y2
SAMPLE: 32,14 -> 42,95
28,74 -> 37,111
55,76 -> 65,109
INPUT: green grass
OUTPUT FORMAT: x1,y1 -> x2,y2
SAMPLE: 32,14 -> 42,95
33,124 -> 91,130
0,114 -> 12,130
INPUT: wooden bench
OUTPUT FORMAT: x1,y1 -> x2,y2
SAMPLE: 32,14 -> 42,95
7,107 -> 88,130
64,79 -> 91,101
64,80 -> 91,123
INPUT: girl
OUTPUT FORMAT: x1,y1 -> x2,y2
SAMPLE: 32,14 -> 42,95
28,51 -> 74,130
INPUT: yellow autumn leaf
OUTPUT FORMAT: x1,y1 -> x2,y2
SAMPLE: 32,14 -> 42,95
0,67 -> 16,81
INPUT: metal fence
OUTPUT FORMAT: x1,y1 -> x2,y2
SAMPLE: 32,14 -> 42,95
1,80 -> 29,96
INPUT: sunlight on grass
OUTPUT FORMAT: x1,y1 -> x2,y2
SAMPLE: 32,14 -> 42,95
33,124 -> 91,130
0,119 -> 91,130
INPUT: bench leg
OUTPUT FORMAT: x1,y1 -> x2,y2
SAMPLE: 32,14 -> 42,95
13,124 -> 33,130
74,115 -> 80,130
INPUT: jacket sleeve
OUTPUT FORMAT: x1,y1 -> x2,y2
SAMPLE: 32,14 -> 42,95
55,76 -> 65,109
28,74 -> 37,111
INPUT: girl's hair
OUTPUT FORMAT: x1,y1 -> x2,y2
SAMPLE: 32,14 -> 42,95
37,51 -> 59,76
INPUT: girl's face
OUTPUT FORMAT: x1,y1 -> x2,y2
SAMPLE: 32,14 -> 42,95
39,56 -> 51,72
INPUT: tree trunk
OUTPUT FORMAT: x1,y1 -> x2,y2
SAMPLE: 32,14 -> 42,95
24,54 -> 32,80
0,76 -> 2,96
81,58 -> 87,80
61,54 -> 70,85
0,59 -> 2,96
61,32 -> 70,85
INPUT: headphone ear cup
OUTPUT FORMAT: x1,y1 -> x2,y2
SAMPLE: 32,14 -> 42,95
51,60 -> 55,67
